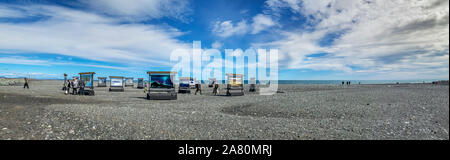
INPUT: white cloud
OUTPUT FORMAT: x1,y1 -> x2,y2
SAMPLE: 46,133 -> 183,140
0,4 -> 190,67
0,5 -> 28,18
0,56 -> 132,71
212,14 -> 276,37
0,56 -> 50,66
0,71 -> 58,79
251,14 -> 276,34
257,0 -> 449,79
81,0 -> 191,22
265,0 -> 302,15
211,41 -> 223,49
213,20 -> 249,38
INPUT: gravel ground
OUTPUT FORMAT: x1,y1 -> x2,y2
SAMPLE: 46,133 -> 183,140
0,80 -> 448,140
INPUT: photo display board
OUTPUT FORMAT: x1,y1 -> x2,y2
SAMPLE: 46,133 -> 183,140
98,77 -> 106,85
227,74 -> 243,87
125,78 -> 134,85
179,78 -> 190,88
150,75 -> 174,88
80,74 -> 93,87
110,78 -> 123,87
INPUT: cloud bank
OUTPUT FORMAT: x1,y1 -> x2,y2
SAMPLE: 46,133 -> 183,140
257,0 -> 449,79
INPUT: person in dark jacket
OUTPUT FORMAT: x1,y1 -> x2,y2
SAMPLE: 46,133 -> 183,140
79,80 -> 85,95
213,83 -> 219,95
23,78 -> 29,89
195,80 -> 202,95
66,80 -> 71,95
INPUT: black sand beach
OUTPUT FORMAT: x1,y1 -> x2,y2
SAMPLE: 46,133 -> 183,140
0,80 -> 448,140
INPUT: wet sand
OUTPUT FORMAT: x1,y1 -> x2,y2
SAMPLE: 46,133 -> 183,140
0,80 -> 448,140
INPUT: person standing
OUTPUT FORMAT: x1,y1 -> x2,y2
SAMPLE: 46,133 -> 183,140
195,80 -> 202,95
66,80 -> 71,95
72,78 -> 78,95
213,83 -> 219,96
79,79 -> 85,96
23,78 -> 29,89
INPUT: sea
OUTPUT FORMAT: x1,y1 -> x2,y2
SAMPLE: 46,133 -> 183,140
210,79 -> 440,84
59,79 -> 443,85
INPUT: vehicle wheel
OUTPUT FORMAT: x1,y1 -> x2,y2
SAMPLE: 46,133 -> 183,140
109,88 -> 111,92
147,94 -> 150,100
89,90 -> 95,96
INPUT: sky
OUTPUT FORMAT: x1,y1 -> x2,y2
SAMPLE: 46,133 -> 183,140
0,0 -> 449,80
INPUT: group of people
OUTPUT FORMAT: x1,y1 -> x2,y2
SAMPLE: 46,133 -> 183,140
194,80 -> 220,96
64,77 -> 85,95
342,81 -> 352,85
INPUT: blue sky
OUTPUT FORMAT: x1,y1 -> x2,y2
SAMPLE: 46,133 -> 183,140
0,0 -> 449,80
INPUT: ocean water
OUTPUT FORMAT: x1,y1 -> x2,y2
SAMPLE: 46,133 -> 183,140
91,79 -> 440,85
274,80 -> 438,84
212,79 -> 438,84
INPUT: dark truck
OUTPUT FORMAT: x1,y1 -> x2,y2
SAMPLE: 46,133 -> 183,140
146,71 -> 177,100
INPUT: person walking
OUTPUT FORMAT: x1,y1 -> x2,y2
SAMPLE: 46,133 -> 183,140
72,78 -> 78,95
195,80 -> 202,95
213,83 -> 219,96
23,77 -> 29,89
65,80 -> 71,95
79,79 -> 85,96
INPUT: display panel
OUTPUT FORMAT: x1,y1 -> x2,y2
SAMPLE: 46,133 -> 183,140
180,79 -> 189,88
99,78 -> 106,85
150,75 -> 174,88
110,78 -> 123,87
228,77 -> 243,87
126,78 -> 134,85
80,74 -> 92,87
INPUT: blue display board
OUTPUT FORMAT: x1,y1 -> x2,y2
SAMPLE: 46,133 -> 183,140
80,74 -> 93,87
